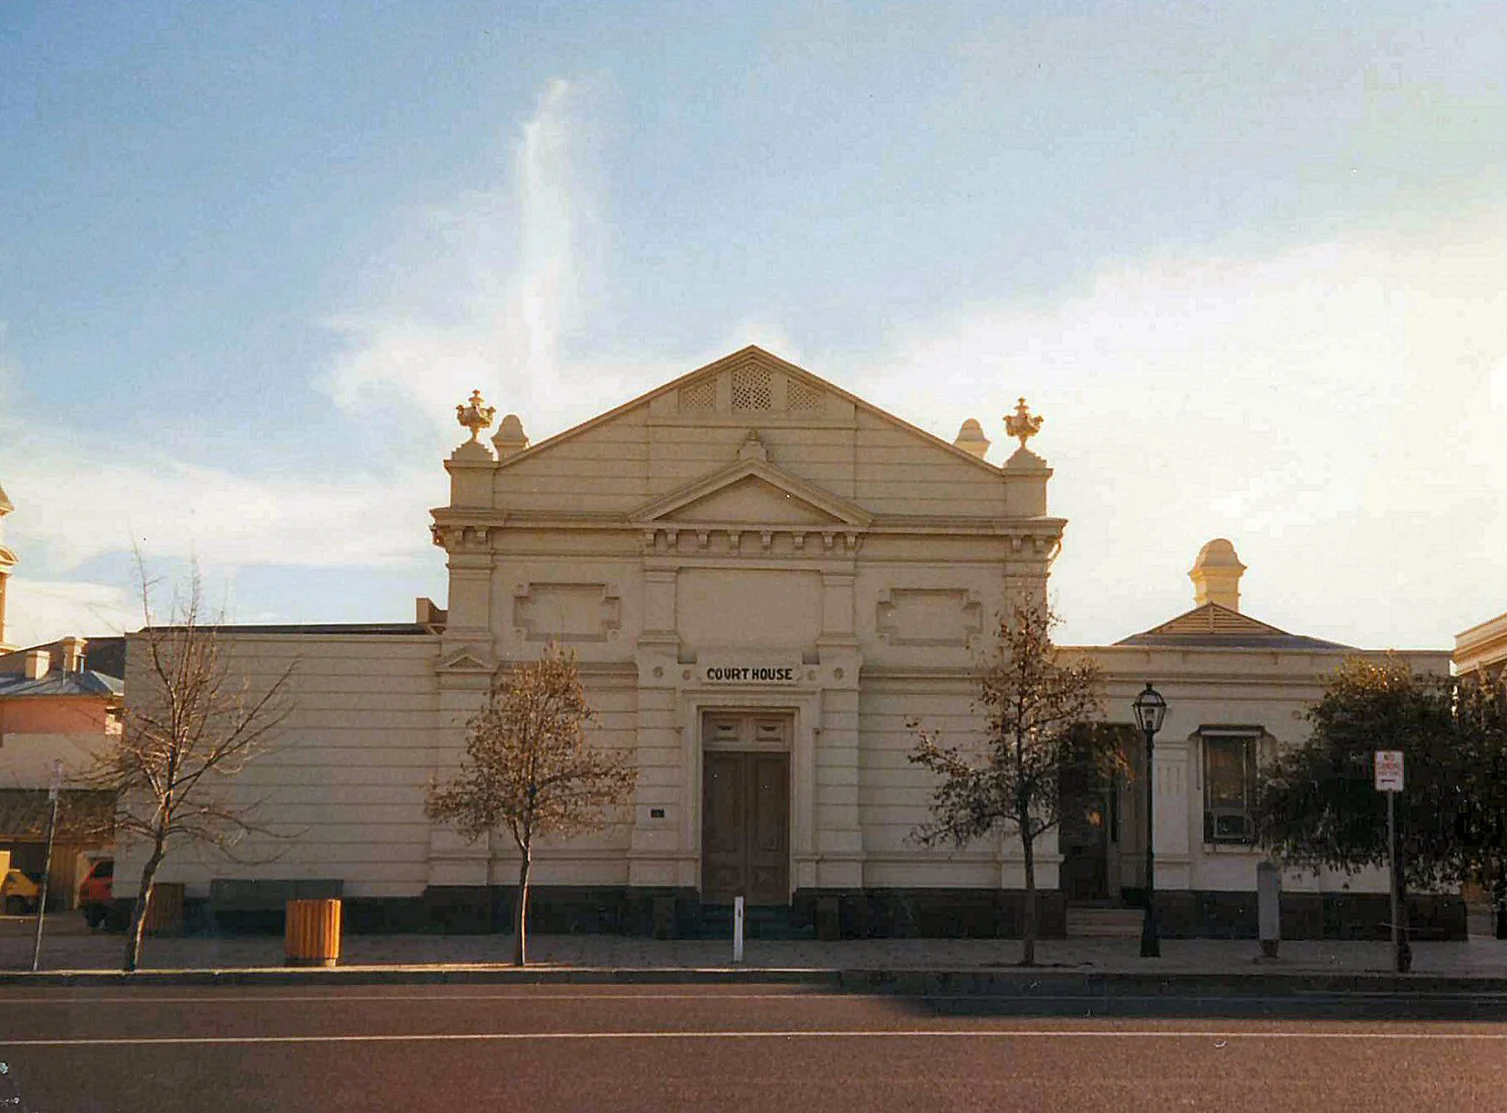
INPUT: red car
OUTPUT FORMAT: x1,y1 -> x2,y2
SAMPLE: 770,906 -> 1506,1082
78,858 -> 114,928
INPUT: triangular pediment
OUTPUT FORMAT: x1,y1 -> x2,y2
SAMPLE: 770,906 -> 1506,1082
493,346 -> 1003,477
437,647 -> 496,674
662,475 -> 835,525
632,457 -> 872,528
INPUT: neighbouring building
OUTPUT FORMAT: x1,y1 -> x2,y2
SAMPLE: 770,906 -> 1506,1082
108,348 -> 1460,938
0,494 -> 122,909
1455,611 -> 1507,682
0,481 -> 16,654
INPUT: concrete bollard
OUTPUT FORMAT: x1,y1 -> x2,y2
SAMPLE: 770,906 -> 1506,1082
1257,860 -> 1281,959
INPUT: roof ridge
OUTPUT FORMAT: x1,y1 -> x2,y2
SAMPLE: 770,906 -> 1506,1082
1143,602 -> 1292,638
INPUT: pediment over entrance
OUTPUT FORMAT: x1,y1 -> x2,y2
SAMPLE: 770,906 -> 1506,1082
660,475 -> 833,526
630,456 -> 872,529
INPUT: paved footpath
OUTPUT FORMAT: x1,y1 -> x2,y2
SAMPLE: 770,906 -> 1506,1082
5,914 -> 1507,983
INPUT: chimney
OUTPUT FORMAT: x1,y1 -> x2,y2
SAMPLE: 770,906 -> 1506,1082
23,649 -> 49,679
415,597 -> 448,633
57,636 -> 87,673
1189,539 -> 1247,611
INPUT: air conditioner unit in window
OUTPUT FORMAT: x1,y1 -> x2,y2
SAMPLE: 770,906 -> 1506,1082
1205,809 -> 1253,843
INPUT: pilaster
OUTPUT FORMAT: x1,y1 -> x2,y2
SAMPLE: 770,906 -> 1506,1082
813,661 -> 863,888
1153,739 -> 1193,890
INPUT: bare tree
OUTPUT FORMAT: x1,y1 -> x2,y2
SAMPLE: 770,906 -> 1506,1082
91,566 -> 292,971
909,602 -> 1113,965
426,645 -> 637,966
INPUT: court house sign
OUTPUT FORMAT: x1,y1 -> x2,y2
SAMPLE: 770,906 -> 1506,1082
701,660 -> 801,685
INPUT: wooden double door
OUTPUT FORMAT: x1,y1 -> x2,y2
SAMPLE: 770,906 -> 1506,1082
700,714 -> 791,906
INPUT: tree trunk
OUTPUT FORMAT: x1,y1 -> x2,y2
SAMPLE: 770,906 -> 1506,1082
124,840 -> 166,973
513,849 -> 531,967
1021,827 -> 1038,966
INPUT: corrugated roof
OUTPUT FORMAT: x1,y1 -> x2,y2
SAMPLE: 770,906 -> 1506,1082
1116,602 -> 1351,651
0,669 -> 123,698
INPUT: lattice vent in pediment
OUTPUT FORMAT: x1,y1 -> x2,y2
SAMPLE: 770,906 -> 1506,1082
786,377 -> 824,412
731,364 -> 773,411
678,377 -> 716,412
672,359 -> 829,417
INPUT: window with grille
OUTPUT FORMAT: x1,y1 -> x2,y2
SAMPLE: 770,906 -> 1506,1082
786,377 -> 823,412
679,378 -> 716,412
1202,730 -> 1259,843
731,365 -> 772,411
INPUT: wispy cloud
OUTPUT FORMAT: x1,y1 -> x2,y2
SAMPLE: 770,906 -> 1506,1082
3,452 -> 439,575
834,206 -> 1507,648
320,78 -> 637,449
3,578 -> 139,646
1,78 -> 639,643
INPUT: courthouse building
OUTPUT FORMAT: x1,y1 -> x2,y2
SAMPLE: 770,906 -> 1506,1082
111,348 -> 1461,938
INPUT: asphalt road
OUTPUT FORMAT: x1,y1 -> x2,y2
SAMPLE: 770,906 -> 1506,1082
2,984 -> 1505,1113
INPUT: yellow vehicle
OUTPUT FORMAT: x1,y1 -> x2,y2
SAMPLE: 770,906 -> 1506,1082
2,867 -> 41,916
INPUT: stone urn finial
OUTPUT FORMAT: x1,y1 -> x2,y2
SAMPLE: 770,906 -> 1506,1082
1004,397 -> 1043,450
456,389 -> 496,443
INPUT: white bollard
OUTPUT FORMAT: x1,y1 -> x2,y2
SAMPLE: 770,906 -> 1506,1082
733,896 -> 745,964
1257,859 -> 1281,959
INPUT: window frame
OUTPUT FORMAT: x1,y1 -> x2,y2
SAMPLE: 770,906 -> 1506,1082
1199,726 -> 1263,846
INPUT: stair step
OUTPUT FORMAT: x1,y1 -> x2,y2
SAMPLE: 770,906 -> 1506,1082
695,905 -> 814,941
1065,907 -> 1145,939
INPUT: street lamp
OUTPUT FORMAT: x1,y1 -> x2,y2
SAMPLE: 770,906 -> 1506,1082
1131,682 -> 1167,958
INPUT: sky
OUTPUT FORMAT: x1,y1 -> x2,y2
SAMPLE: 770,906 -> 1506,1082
0,0 -> 1503,653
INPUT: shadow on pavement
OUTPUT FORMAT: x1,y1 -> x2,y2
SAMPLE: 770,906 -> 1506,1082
881,991 -> 1507,1022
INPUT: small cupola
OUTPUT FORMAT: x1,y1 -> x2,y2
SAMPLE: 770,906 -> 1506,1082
953,418 -> 991,459
492,414 -> 529,458
1189,538 -> 1247,611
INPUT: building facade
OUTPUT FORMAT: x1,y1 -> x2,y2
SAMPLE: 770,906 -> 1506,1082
1455,611 -> 1507,681
110,348 -> 1460,938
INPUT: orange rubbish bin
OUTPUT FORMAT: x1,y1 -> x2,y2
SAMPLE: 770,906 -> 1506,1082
284,898 -> 342,967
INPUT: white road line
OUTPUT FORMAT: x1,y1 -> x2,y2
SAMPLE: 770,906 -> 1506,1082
0,991 -> 835,1006
0,989 -> 1504,1007
4,1029 -> 1507,1048
2,986 -> 1503,1007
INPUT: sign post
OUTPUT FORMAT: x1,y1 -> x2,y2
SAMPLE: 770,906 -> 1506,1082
1374,750 -> 1408,974
31,760 -> 63,973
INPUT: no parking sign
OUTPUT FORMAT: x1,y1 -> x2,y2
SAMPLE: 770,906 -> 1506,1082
1374,750 -> 1404,792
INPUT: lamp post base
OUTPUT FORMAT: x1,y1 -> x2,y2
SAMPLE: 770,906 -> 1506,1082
1394,940 -> 1412,974
1140,908 -> 1160,958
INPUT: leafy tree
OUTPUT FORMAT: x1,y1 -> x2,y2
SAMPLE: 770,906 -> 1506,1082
426,646 -> 637,966
1450,672 -> 1507,916
1255,656 -> 1465,968
908,602 -> 1111,965
93,567 -> 292,972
